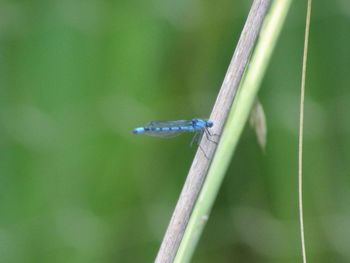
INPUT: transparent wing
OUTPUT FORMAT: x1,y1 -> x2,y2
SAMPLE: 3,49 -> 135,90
146,120 -> 192,128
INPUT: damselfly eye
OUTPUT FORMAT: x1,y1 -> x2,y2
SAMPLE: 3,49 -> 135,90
206,121 -> 214,128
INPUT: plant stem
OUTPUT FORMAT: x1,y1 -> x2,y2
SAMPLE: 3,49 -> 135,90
155,1 -> 271,262
299,0 -> 312,262
175,1 -> 292,262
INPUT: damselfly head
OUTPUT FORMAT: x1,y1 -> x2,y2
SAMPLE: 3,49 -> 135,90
191,119 -> 213,129
206,120 -> 214,128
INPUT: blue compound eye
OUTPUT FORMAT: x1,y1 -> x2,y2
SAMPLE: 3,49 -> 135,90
206,120 -> 214,128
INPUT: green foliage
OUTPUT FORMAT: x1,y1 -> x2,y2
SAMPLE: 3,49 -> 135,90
1,0 -> 349,262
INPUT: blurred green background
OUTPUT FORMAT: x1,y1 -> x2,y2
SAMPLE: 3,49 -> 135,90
1,0 -> 350,262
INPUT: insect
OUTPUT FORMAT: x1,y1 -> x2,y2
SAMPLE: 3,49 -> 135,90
132,119 -> 216,155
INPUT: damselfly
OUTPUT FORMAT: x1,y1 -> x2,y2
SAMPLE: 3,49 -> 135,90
132,119 -> 216,152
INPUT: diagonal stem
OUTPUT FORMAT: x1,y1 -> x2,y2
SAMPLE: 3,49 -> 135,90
154,1 -> 271,262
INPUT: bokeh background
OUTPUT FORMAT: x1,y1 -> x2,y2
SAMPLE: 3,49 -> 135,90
1,0 -> 350,262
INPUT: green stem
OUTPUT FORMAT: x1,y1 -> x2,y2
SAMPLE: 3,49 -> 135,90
174,1 -> 292,262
